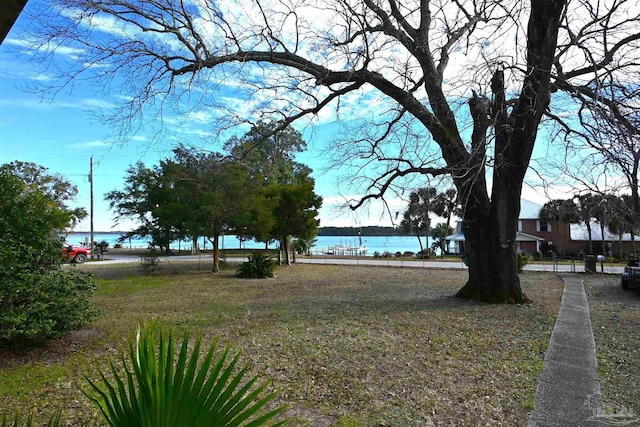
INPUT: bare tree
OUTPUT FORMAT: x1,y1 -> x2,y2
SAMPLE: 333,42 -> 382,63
538,1 -> 640,231
27,0 -> 640,302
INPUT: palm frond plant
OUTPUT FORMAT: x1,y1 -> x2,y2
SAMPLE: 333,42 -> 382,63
0,411 -> 60,427
236,253 -> 277,279
84,324 -> 286,427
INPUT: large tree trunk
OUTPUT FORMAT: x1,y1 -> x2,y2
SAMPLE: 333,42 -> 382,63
191,235 -> 199,254
1,0 -> 27,44
455,0 -> 564,304
280,236 -> 291,265
456,180 -> 529,304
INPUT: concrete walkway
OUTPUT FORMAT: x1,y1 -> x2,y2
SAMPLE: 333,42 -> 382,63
528,274 -> 605,426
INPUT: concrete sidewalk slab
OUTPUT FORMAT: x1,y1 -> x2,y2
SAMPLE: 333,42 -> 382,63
528,274 -> 604,427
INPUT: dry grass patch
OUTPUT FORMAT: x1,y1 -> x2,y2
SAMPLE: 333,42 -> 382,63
0,265 -> 562,426
583,275 -> 640,417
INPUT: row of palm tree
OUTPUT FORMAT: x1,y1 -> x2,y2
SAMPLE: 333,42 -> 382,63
540,193 -> 638,256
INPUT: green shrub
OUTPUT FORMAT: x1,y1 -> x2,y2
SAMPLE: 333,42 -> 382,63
292,238 -> 315,256
0,167 -> 98,344
236,253 -> 277,279
517,252 -> 532,273
140,250 -> 162,274
85,324 -> 286,426
0,268 -> 98,343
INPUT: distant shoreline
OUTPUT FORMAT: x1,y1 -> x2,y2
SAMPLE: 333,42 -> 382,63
70,231 -> 130,234
71,226 -> 417,237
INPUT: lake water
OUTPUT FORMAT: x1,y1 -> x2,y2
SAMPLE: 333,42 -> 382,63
67,232 -> 435,256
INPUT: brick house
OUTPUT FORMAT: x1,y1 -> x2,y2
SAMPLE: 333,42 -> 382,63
446,200 -> 565,256
445,199 -> 640,256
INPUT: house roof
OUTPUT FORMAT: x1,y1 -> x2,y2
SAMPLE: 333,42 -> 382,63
453,199 -> 544,225
570,222 -> 639,242
516,232 -> 546,242
445,232 -> 465,241
519,199 -> 544,219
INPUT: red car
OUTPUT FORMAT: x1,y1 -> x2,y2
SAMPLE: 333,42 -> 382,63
62,244 -> 91,264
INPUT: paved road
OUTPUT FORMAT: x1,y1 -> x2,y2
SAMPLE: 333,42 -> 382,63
96,253 -> 624,274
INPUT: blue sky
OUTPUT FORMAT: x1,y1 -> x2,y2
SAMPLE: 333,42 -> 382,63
0,1 -> 561,233
0,2 -> 397,231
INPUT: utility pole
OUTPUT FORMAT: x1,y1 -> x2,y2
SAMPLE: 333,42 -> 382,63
89,156 -> 94,259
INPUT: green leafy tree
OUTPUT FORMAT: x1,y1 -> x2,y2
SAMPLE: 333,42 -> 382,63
1,161 -> 87,227
225,121 -> 307,185
166,147 -> 262,272
225,123 -> 321,263
187,154 -> 257,273
266,178 -> 322,265
400,188 -> 437,254
158,148 -> 210,254
0,165 -> 97,343
106,162 -> 178,253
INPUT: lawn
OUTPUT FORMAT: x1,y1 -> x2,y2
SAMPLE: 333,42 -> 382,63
583,275 -> 640,418
0,265 -> 563,426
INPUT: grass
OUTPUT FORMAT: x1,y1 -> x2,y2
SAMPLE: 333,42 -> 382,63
0,265 -> 563,426
583,275 -> 640,417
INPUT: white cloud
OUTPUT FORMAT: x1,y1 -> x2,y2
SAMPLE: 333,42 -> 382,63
3,37 -> 85,61
0,97 -> 115,110
82,98 -> 116,109
65,140 -> 109,149
130,135 -> 149,142
185,110 -> 215,123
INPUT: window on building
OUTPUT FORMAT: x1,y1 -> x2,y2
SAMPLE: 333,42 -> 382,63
518,220 -> 523,232
537,220 -> 551,232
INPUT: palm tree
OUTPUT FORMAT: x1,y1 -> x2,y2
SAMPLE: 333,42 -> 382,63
432,188 -> 459,253
621,195 -> 638,253
400,187 -> 437,253
431,223 -> 455,254
592,194 -> 619,255
540,199 -> 579,256
605,194 -> 635,257
574,193 -> 599,254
